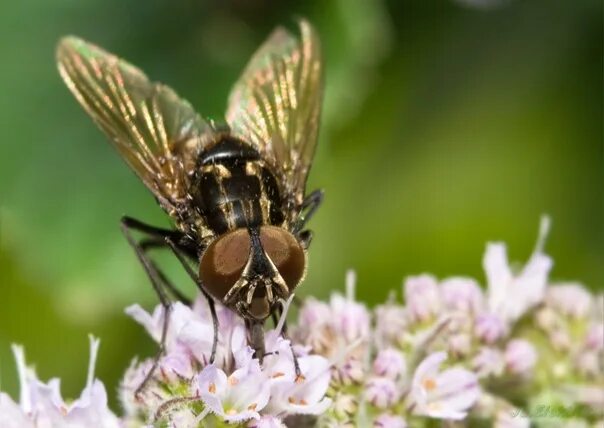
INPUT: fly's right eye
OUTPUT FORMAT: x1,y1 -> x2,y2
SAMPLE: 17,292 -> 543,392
199,228 -> 250,300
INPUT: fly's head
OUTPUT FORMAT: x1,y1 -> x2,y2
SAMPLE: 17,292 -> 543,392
199,226 -> 306,321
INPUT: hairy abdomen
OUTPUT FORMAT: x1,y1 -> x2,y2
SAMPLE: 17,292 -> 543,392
191,137 -> 284,235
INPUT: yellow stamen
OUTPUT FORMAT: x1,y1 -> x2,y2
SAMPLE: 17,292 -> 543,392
422,377 -> 437,391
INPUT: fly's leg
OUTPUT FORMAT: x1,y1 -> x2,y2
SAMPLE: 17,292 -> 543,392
120,218 -> 175,398
164,237 -> 219,364
292,189 -> 324,234
223,277 -> 249,305
139,238 -> 191,305
246,280 -> 259,305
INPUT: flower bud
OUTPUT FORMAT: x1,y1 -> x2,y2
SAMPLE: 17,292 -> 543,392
364,376 -> 400,409
472,347 -> 504,378
576,351 -> 600,377
475,313 -> 507,344
334,358 -> 365,385
375,303 -> 407,346
373,348 -> 406,380
404,274 -> 441,323
546,283 -> 591,318
374,413 -> 407,428
333,393 -> 358,418
448,333 -> 472,357
504,340 -> 537,376
549,329 -> 571,352
441,277 -> 484,313
585,323 -> 604,351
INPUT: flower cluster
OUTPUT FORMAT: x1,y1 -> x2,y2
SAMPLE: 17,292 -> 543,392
0,337 -> 120,428
120,298 -> 331,427
1,217 -> 602,427
291,217 -> 603,427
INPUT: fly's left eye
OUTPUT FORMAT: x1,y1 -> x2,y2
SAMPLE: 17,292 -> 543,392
199,228 -> 250,300
260,226 -> 306,291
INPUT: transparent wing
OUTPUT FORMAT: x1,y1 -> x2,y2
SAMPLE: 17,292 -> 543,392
56,36 -> 213,214
226,20 -> 324,210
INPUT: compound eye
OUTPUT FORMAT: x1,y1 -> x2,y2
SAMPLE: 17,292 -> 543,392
260,226 -> 306,291
199,228 -> 250,300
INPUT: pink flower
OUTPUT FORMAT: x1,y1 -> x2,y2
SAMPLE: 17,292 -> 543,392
441,277 -> 484,313
405,274 -> 441,322
485,216 -> 553,323
504,340 -> 537,376
409,352 -> 480,420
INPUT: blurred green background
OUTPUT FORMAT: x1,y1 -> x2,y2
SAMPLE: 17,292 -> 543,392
0,0 -> 601,409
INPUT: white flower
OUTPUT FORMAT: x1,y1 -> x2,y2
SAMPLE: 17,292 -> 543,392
485,216 -> 553,323
0,393 -> 32,428
0,337 -> 120,428
197,363 -> 270,423
263,335 -> 332,416
409,352 -> 480,420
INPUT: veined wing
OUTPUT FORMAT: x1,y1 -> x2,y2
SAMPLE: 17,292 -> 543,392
226,20 -> 324,216
56,37 -> 213,215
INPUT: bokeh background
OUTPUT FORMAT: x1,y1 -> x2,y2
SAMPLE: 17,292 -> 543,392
0,0 -> 601,409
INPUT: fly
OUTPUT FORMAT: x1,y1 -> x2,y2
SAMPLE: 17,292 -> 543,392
56,20 -> 324,393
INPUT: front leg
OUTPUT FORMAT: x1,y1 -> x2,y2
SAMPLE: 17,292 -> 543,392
163,237 -> 219,364
120,217 -> 175,397
292,189 -> 324,234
